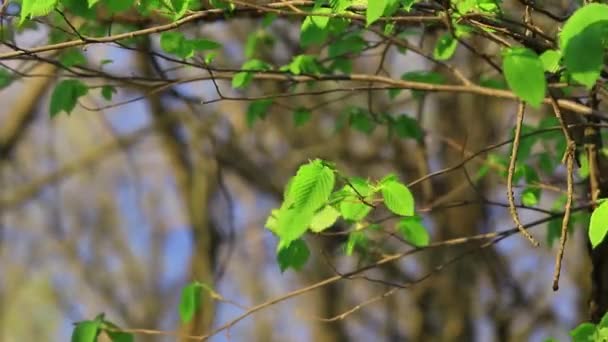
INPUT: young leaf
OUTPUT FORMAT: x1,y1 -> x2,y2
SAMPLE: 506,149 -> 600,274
367,0 -> 387,26
293,107 -> 312,127
277,239 -> 310,272
300,8 -> 332,47
390,115 -> 423,142
570,322 -> 597,342
102,320 -> 134,342
502,47 -> 546,108
101,85 -> 117,101
286,159 -> 335,212
20,0 -> 57,24
160,31 -> 192,58
433,34 -> 458,61
339,178 -> 374,221
539,50 -> 561,73
559,4 -> 608,89
50,79 -> 89,117
381,176 -> 415,216
179,282 -> 203,323
345,231 -> 367,256
590,201 -> 608,248
397,216 -> 429,247
0,68 -> 13,89
232,59 -> 269,89
310,205 -> 340,232
275,206 -> 314,243
246,99 -> 273,127
71,320 -> 100,342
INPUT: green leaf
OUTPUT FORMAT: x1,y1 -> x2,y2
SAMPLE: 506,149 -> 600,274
559,3 -> 608,89
102,321 -> 134,342
0,68 -> 13,89
502,47 -> 546,108
397,216 -> 429,247
381,176 -> 415,216
275,206 -> 314,243
300,8 -> 332,47
170,0 -> 191,19
246,99 -> 273,127
328,34 -> 366,58
60,49 -> 87,67
50,79 -> 89,117
179,282 -> 203,323
106,0 -> 135,13
20,0 -> 57,24
539,50 -> 561,73
399,71 -> 445,99
367,0 -> 387,26
570,322 -> 597,342
310,205 -> 340,232
286,159 -> 335,212
160,31 -> 192,58
433,34 -> 458,61
232,59 -> 269,89
521,187 -> 539,207
590,201 -> 608,248
71,321 -> 100,342
345,231 -> 367,256
101,85 -> 116,101
277,239 -> 310,272
391,115 -> 423,142
293,107 -> 312,127
190,39 -> 222,51
347,107 -> 375,134
339,177 -> 374,221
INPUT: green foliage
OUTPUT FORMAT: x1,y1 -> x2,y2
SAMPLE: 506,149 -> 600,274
232,59 -> 271,89
388,115 -> 424,142
310,205 -> 341,232
71,320 -> 100,342
277,239 -> 310,272
71,314 -> 133,342
559,3 -> 608,89
345,230 -> 368,256
366,0 -> 387,26
433,34 -> 458,61
539,50 -> 561,73
590,200 -> 608,248
101,85 -> 117,101
179,282 -> 205,323
397,216 -> 430,247
380,175 -> 415,216
293,107 -> 312,127
0,68 -> 13,89
300,7 -> 332,47
339,178 -> 374,221
20,0 -> 57,24
246,99 -> 273,127
565,312 -> 608,342
50,79 -> 89,117
502,47 -> 546,108
160,31 -> 221,59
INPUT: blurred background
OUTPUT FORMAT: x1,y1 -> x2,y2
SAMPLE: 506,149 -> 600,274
0,1 -> 594,341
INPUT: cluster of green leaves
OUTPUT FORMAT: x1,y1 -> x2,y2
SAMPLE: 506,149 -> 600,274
499,3 -> 608,107
20,0 -> 197,24
71,313 -> 133,342
265,159 -> 427,272
546,311 -> 608,342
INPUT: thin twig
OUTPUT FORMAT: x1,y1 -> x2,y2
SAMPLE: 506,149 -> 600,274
549,96 -> 576,291
507,102 -> 540,246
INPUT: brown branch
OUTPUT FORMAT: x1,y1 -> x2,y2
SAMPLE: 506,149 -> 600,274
506,102 -> 540,246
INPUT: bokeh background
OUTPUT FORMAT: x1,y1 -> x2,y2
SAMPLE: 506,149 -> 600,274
0,1 -> 593,341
